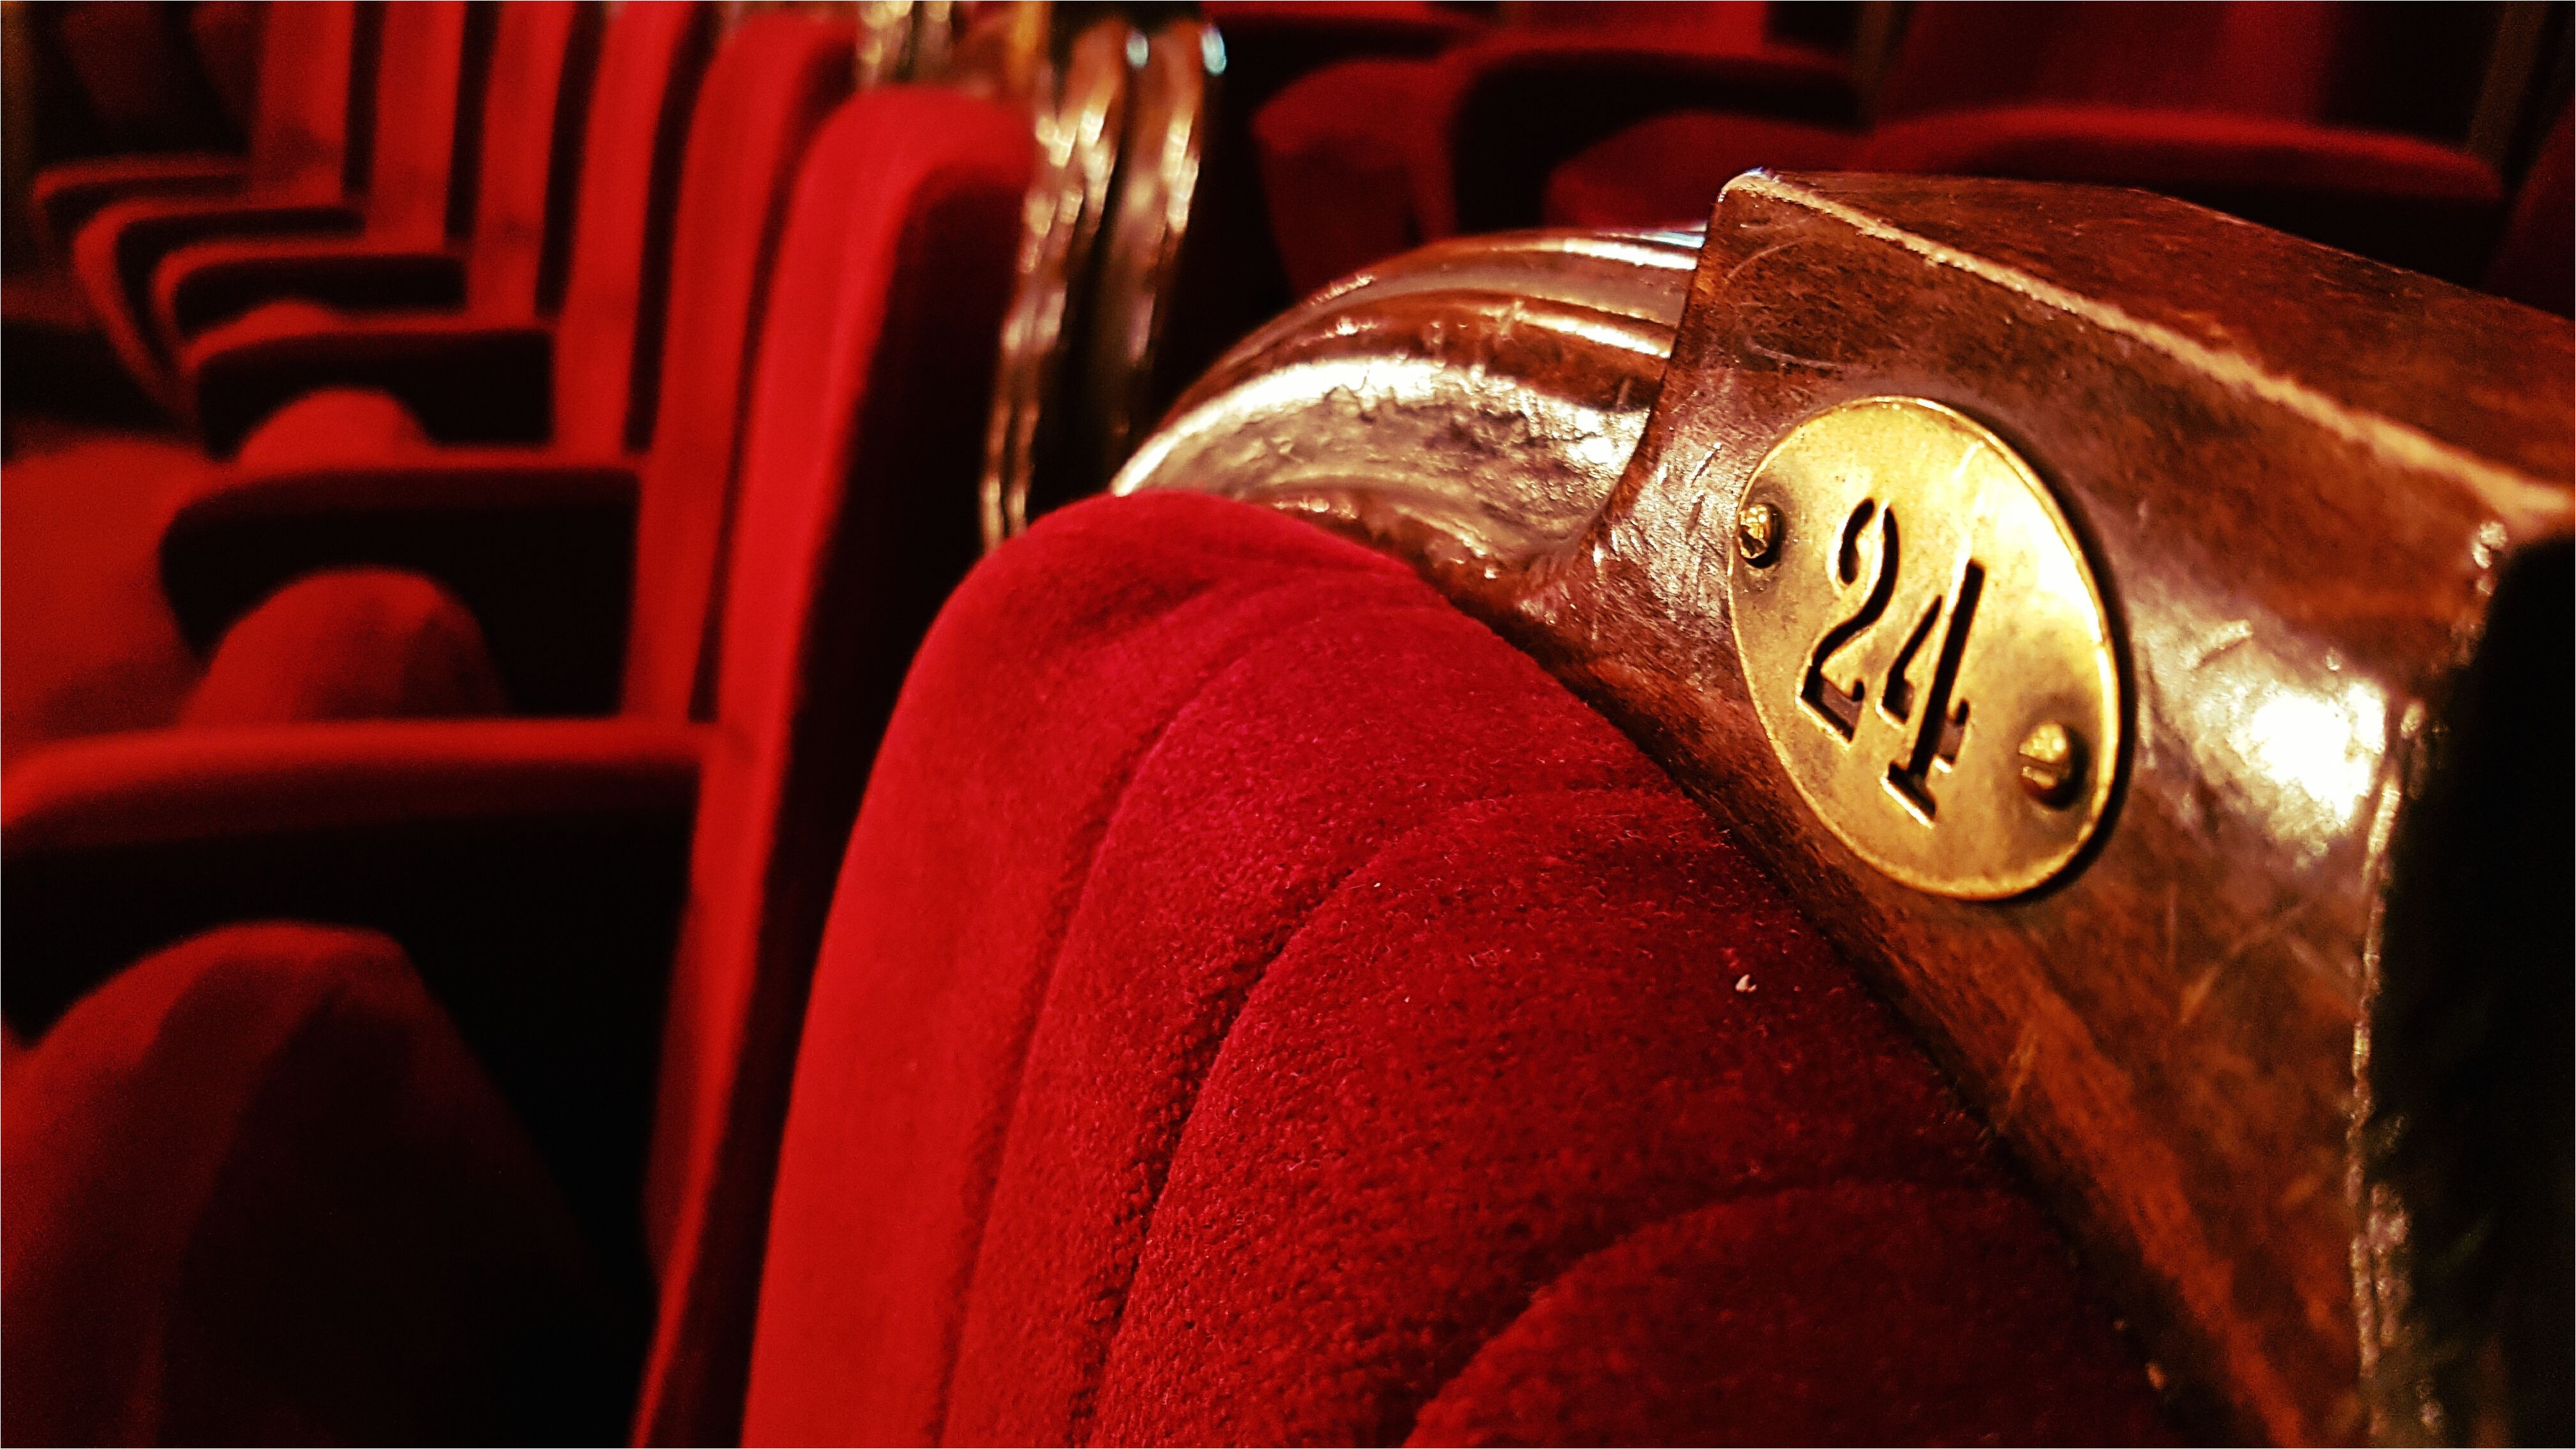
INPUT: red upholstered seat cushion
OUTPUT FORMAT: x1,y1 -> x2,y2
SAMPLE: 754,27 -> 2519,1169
1851,105 -> 2502,201
1254,59 -> 1439,296
1849,105 -> 2504,282
2487,107 -> 2573,318
0,433 -> 211,767
183,569 -> 509,725
229,383 -> 436,473
1545,111 -> 1859,227
1,923 -> 622,1444
744,491 -> 2173,1445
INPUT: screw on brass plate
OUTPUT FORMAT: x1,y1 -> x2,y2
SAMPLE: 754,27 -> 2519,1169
1736,502 -> 1781,566
2018,722 -> 2084,806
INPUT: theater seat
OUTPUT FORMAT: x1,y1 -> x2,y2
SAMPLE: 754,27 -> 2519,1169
1253,7 -> 1854,294
144,2 -> 602,383
70,1 -> 478,408
0,6 -> 761,762
1846,105 -> 2505,283
27,0 -> 355,259
1,922 -> 622,1445
1544,109 -> 1855,227
743,489 -> 2174,1445
3,84 -> 1034,1446
155,12 -> 848,726
1549,104 -> 2508,282
172,1 -> 714,454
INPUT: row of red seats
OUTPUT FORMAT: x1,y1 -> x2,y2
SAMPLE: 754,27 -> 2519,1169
1250,0 -> 2572,314
7,5 -> 1033,1439
5,4 -> 2558,1445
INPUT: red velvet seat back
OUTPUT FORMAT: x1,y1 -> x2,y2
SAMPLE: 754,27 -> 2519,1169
189,0 -> 264,135
1845,105 -> 2504,283
456,1 -> 597,319
1877,1 -> 2345,124
240,0 -> 362,197
627,86 -> 1032,1445
1427,23 -> 1853,237
742,491 -> 2174,1445
545,1 -> 721,455
617,15 -> 854,718
360,0 -> 474,247
2488,107 -> 2574,318
54,3 -> 235,153
2,924 -> 622,1445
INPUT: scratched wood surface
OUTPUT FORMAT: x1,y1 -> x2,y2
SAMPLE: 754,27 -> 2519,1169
1121,176 -> 2573,1444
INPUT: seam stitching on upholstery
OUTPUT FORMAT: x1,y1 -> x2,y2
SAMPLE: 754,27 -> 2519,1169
928,579 -> 1445,1444
1076,782 -> 1682,1445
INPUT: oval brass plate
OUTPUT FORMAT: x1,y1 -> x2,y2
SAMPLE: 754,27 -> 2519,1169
1727,397 -> 2122,900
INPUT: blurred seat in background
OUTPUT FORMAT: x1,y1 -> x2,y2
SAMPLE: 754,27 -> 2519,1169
157,12 -> 849,745
1257,0 -> 1853,295
69,0 -> 479,409
2486,103 -> 2573,315
1545,1 -> 2524,286
2,2 -> 716,767
3,82 -> 1034,1449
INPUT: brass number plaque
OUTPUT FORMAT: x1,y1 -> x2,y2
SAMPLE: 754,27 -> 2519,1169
1727,397 -> 2122,900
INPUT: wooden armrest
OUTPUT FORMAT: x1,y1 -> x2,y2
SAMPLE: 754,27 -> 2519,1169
152,236 -> 468,346
1116,181 -> 2573,1443
159,458 -> 639,716
184,316 -> 555,456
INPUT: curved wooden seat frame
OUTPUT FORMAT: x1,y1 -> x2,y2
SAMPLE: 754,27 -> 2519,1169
1116,174 -> 2573,1445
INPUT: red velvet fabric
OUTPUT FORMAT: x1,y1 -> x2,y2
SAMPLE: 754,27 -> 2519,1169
188,1 -> 264,135
174,10 -> 847,735
54,3 -> 233,154
1406,1185 -> 2176,1445
1254,59 -> 1435,297
0,432 -> 211,767
632,85 -> 1033,1444
1545,111 -> 1857,227
537,0 -> 727,456
1425,35 -> 1851,238
1873,1 -> 2349,125
744,490 -> 2173,1445
1550,102 -> 2504,280
231,383 -> 434,469
182,568 -> 509,726
72,1 -> 472,401
4,86 -> 1031,1448
1850,105 -> 2504,282
1254,21 -> 1850,289
30,0 -> 355,256
187,0 -> 721,460
615,14 -> 853,714
141,3 -> 592,354
453,0 -> 596,321
1,9 -> 795,761
2,923 -> 624,1444
2487,107 -> 2573,319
